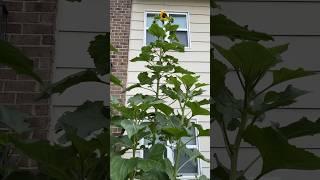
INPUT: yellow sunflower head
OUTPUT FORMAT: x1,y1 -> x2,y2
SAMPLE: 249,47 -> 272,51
160,9 -> 169,22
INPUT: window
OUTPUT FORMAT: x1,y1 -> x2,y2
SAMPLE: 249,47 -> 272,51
145,11 -> 190,47
141,122 -> 201,179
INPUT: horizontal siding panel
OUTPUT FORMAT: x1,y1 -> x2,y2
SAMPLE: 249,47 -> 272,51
130,16 -> 209,32
190,23 -> 210,33
129,50 -> 210,62
129,39 -> 209,51
55,32 -> 99,68
214,36 -> 320,71
133,0 -> 209,7
199,136 -> 210,152
128,61 -> 210,73
130,30 -> 209,42
130,12 -> 210,23
201,168 -> 210,177
132,4 -> 209,15
57,0 -> 107,32
216,2 -> 320,35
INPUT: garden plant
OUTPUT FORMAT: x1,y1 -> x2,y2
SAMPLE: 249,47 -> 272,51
212,1 -> 320,179
110,11 -> 210,180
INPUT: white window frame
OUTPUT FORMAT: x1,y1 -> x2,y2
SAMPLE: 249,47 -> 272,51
139,119 -> 202,179
144,10 -> 191,49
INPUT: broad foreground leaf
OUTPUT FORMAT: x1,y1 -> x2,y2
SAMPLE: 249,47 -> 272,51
214,42 -> 280,88
39,70 -> 105,99
244,125 -> 320,177
88,35 -> 109,75
212,14 -> 273,41
279,117 -> 320,139
272,67 -> 315,86
55,101 -> 107,140
0,40 -> 42,83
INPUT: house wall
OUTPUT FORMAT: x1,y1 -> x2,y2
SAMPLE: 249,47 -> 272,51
50,0 -> 107,140
212,1 -> 320,179
0,0 -> 57,169
126,0 -> 210,177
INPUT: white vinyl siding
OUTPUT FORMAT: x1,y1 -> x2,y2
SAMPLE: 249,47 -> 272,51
126,0 -> 210,177
50,0 -> 107,141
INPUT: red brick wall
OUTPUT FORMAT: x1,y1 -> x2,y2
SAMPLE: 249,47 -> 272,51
110,0 -> 131,134
0,0 -> 57,168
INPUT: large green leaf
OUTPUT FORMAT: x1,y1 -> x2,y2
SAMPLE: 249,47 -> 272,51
140,170 -> 170,180
88,35 -> 109,75
120,120 -> 147,139
244,125 -> 320,177
0,106 -> 31,133
111,74 -> 123,87
138,72 -> 154,85
211,59 -> 241,126
110,156 -> 162,180
161,116 -> 188,139
153,103 -> 174,116
0,40 -> 42,83
279,117 -> 320,139
4,171 -> 49,180
11,139 -> 76,180
272,68 -> 315,86
212,59 -> 228,95
179,146 -> 209,170
186,101 -> 209,116
146,143 -> 166,161
39,70 -> 106,99
64,128 -> 99,159
214,42 -> 280,88
212,14 -> 273,41
55,101 -> 107,140
110,156 -> 136,180
148,23 -> 166,39
191,123 -> 209,136
262,85 -> 308,111
179,74 -> 199,90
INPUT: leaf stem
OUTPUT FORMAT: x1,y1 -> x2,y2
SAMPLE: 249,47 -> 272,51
230,86 -> 249,180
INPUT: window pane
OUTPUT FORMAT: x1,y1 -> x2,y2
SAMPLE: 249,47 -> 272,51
147,13 -> 162,27
175,149 -> 198,174
181,127 -> 196,145
171,14 -> 187,29
146,31 -> 157,44
176,31 -> 188,47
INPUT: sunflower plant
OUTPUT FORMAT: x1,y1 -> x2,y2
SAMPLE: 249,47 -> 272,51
110,11 -> 210,180
212,1 -> 320,179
